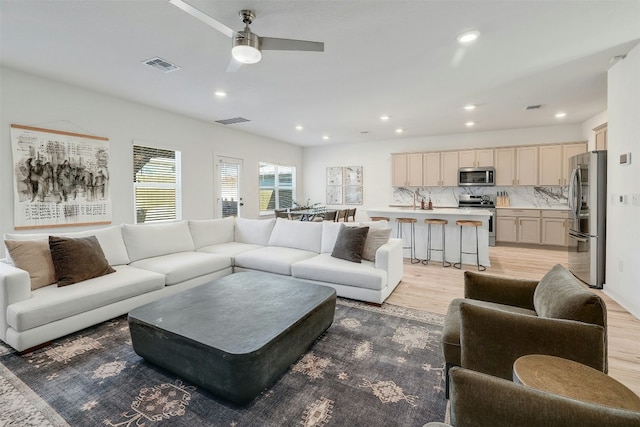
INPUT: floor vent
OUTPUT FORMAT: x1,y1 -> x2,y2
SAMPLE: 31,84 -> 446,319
215,117 -> 251,125
143,57 -> 181,73
524,104 -> 544,110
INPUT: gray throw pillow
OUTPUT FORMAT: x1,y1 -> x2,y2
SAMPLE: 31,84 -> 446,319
331,224 -> 369,263
49,235 -> 115,287
361,228 -> 392,262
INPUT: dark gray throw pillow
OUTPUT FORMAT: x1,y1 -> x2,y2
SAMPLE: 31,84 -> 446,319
49,235 -> 115,287
331,224 -> 369,263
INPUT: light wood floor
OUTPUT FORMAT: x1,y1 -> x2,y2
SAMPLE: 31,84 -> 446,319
386,244 -> 640,396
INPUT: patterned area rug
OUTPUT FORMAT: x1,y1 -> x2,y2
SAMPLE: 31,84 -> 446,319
0,299 -> 447,426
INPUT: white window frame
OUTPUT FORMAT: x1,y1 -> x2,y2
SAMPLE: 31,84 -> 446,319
259,162 -> 296,215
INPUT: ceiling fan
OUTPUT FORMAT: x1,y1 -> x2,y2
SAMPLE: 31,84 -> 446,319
169,0 -> 324,70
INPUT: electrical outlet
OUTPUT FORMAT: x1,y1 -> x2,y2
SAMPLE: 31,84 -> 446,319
620,195 -> 628,204
632,194 -> 640,207
611,194 -> 617,205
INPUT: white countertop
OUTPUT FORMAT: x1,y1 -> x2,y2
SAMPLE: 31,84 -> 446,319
496,206 -> 569,211
368,207 -> 493,216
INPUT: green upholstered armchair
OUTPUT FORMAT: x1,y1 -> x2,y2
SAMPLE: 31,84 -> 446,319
442,264 -> 607,395
423,367 -> 640,427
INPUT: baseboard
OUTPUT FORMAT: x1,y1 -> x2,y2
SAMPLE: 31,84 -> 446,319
603,285 -> 640,320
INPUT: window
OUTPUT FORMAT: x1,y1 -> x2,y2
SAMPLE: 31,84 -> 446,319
259,162 -> 295,213
133,144 -> 182,223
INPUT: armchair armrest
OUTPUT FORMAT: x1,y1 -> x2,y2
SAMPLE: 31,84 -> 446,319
464,271 -> 538,310
459,302 -> 606,380
0,261 -> 32,342
375,238 -> 403,288
449,367 -> 640,427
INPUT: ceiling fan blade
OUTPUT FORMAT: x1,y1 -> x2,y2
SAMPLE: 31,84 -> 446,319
261,37 -> 324,52
169,0 -> 236,39
226,58 -> 243,72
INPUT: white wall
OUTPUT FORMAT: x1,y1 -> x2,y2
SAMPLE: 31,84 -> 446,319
0,67 -> 302,257
581,110 -> 608,151
605,43 -> 640,319
301,125 -> 584,221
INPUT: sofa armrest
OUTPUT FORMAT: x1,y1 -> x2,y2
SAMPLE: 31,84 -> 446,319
459,302 -> 606,380
449,367 -> 640,427
375,238 -> 403,287
464,271 -> 538,310
0,261 -> 32,342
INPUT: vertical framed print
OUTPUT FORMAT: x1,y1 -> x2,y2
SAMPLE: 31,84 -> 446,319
326,185 -> 343,205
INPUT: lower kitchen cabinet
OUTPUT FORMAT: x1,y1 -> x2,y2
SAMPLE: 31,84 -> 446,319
496,209 -> 541,244
541,210 -> 573,247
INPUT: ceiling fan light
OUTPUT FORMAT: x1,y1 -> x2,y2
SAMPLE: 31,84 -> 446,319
232,45 -> 262,64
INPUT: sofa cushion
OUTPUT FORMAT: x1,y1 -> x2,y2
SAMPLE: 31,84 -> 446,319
49,235 -> 116,287
533,264 -> 606,327
4,225 -> 130,266
442,298 -> 538,367
361,228 -> 392,262
7,265 -> 165,332
122,221 -> 195,263
331,224 -> 369,263
292,253 -> 387,291
188,217 -> 235,249
4,239 -> 56,290
234,246 -> 317,276
268,218 -> 323,253
129,252 -> 232,286
198,242 -> 263,262
321,220 -> 389,254
235,218 -> 275,245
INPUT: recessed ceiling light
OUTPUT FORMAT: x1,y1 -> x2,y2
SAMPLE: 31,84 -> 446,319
214,90 -> 227,97
457,31 -> 480,44
464,104 -> 476,111
465,121 -> 475,127
322,135 -> 330,140
395,128 -> 404,134
555,112 -> 567,118
380,115 -> 391,121
295,125 -> 304,131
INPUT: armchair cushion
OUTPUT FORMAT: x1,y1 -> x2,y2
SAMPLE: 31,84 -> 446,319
534,264 -> 607,327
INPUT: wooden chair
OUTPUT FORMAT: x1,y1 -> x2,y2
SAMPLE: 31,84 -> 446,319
323,210 -> 337,221
347,208 -> 356,222
274,209 -> 290,219
335,209 -> 347,222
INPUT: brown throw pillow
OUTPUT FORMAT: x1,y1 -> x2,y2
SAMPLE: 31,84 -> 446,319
331,224 -> 369,263
4,239 -> 56,290
49,235 -> 115,287
361,228 -> 392,262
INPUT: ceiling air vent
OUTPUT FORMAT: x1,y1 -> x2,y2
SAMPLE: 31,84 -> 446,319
143,57 -> 181,73
215,117 -> 250,125
525,104 -> 544,110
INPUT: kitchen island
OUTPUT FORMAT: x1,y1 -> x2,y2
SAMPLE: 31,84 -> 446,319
366,207 -> 493,267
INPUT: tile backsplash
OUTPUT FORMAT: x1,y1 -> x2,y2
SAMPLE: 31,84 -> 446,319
392,186 -> 569,209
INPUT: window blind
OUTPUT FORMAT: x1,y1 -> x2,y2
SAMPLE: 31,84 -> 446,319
259,162 -> 295,213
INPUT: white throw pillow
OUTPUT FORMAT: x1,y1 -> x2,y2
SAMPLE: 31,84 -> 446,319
235,217 -> 275,245
188,217 -> 235,249
122,221 -> 195,262
4,225 -> 130,266
268,218 -> 323,253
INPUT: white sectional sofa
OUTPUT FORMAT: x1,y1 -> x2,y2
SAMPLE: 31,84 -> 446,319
1,217 -> 403,352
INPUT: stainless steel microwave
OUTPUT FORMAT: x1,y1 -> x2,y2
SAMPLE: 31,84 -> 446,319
458,167 -> 496,186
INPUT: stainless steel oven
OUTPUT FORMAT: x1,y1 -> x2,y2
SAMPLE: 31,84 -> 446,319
458,194 -> 496,246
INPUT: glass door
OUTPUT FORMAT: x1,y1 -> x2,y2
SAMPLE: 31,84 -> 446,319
215,156 -> 243,218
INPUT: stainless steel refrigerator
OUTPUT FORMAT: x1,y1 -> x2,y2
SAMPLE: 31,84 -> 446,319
567,151 -> 607,288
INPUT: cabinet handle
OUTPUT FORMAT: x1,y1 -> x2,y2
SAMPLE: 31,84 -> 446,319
558,178 -> 561,185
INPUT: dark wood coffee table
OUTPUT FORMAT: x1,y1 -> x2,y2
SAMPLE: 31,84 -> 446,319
128,271 -> 336,405
513,354 -> 640,411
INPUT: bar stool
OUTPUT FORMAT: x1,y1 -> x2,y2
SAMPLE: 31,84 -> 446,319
422,219 -> 451,267
369,216 -> 390,222
454,220 -> 486,271
396,218 -> 420,264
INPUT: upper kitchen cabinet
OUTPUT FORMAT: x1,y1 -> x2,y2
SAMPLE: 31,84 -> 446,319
423,151 -> 459,186
392,153 -> 423,187
538,143 -> 586,186
594,123 -> 608,150
495,146 -> 537,185
458,149 -> 494,168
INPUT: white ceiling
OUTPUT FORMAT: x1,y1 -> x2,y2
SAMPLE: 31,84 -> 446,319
1,0 -> 639,147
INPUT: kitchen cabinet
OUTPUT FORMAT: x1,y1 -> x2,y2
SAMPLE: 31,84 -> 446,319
423,151 -> 459,186
538,143 -> 586,186
495,146 -> 537,185
392,153 -> 423,186
496,209 -> 541,244
458,149 -> 494,168
594,123 -> 608,150
541,210 -> 573,246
